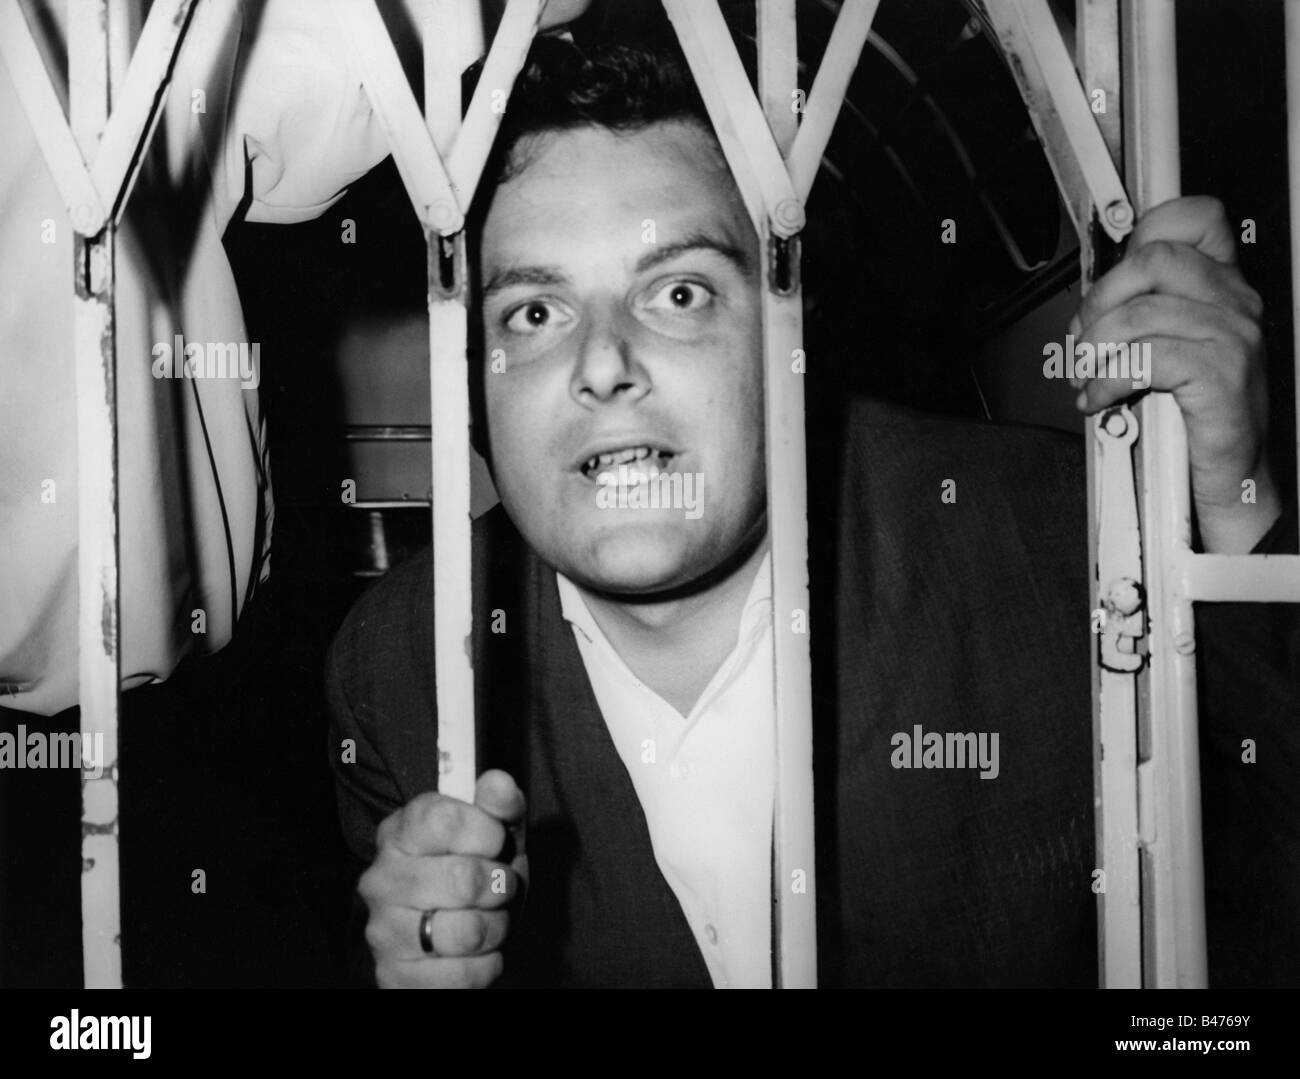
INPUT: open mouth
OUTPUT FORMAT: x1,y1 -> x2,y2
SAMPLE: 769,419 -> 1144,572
579,444 -> 678,481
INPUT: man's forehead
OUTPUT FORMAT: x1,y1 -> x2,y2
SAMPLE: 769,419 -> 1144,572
481,122 -> 752,264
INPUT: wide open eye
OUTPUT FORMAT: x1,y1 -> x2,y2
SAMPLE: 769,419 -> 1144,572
503,299 -> 574,334
642,279 -> 714,315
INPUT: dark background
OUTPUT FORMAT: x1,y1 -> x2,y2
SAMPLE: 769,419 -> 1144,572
2,0 -> 1294,986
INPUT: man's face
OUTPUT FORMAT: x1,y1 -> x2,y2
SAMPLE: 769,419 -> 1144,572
480,119 -> 766,596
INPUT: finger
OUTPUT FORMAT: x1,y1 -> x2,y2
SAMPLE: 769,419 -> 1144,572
376,951 -> 504,990
360,848 -> 521,911
1074,241 -> 1259,334
369,907 -> 510,960
476,769 -> 528,860
475,769 -> 526,826
1072,335 -> 1240,415
381,790 -> 509,859
1128,194 -> 1237,265
1072,293 -> 1254,386
427,908 -> 510,957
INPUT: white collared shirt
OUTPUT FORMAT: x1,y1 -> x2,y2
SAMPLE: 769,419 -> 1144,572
555,556 -> 775,988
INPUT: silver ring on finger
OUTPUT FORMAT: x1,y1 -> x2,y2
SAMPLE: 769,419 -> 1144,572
418,909 -> 437,955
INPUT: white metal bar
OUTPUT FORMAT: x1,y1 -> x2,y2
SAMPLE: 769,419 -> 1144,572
758,2 -> 817,992
334,0 -> 547,237
426,280 -> 475,801
1076,0 -> 1141,991
1288,0 -> 1300,515
89,0 -> 196,224
662,0 -> 804,238
330,0 -> 465,233
425,4 -> 476,804
667,0 -> 819,988
1093,406 -> 1145,988
757,0 -> 798,155
336,1 -> 555,803
1180,553 -> 1300,603
448,0 -> 548,205
0,4 -> 107,234
1123,0 -> 1206,989
983,0 -> 1133,243
70,0 -> 123,991
424,0 -> 464,151
786,0 -> 880,204
760,231 -> 817,990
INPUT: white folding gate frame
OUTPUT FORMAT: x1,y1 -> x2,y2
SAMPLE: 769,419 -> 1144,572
0,0 -> 201,990
4,0 -> 1298,989
986,0 -> 1300,987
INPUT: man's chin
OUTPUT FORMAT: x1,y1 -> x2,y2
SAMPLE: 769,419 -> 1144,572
557,526 -> 702,598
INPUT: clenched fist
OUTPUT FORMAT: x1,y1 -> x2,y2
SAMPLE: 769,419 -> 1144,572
359,770 -> 526,988
1070,195 -> 1281,553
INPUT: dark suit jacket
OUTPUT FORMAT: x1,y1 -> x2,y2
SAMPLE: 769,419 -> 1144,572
326,397 -> 1300,987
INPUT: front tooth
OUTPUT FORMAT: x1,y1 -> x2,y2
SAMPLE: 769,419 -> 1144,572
598,452 -> 616,467
634,446 -> 650,460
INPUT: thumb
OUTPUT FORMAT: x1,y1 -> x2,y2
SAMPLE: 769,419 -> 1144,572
1131,195 -> 1237,266
475,769 -> 526,827
475,769 -> 527,873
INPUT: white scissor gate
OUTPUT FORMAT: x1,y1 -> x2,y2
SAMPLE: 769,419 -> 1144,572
4,0 -> 1299,989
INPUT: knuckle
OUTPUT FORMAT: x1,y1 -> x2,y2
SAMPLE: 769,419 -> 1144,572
357,864 -> 383,906
1241,287 -> 1264,324
422,798 -> 467,848
1127,294 -> 1160,323
459,954 -> 504,989
478,952 -> 506,987
1240,316 -> 1263,352
400,792 -> 438,832
450,913 -> 488,953
1137,239 -> 1175,274
439,960 -> 478,990
445,856 -> 482,904
1227,341 -> 1252,378
363,917 -> 387,954
1197,194 -> 1227,222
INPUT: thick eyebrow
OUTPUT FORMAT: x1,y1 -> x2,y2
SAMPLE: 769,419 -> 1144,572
481,229 -> 754,299
481,264 -> 570,299
635,230 -> 753,277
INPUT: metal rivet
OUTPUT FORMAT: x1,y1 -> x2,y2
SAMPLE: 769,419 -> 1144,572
1107,577 -> 1143,617
1104,200 -> 1133,231
773,198 -> 805,232
429,201 -> 459,231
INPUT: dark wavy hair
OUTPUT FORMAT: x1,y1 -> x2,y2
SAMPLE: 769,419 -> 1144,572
466,37 -> 714,192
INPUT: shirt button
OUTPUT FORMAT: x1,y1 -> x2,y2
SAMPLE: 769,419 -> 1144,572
705,924 -> 718,945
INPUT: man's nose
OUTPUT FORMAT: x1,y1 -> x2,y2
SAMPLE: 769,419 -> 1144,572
569,305 -> 650,407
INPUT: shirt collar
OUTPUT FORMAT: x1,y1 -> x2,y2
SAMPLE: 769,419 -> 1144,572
556,551 -> 772,649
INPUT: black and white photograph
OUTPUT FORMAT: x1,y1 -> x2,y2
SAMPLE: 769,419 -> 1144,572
1,0 -> 1297,1054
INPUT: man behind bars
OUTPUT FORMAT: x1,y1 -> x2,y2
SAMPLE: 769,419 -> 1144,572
326,39 -> 1300,987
